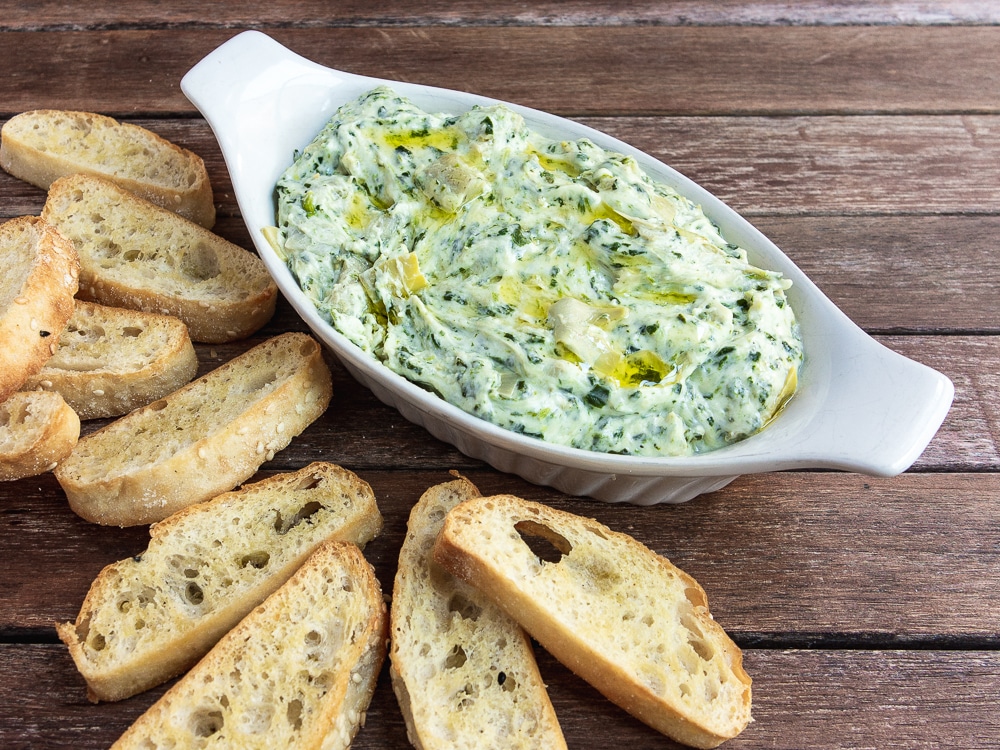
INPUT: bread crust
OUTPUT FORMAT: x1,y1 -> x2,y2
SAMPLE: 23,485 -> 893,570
0,216 -> 80,402
389,476 -> 567,750
433,495 -> 753,749
109,541 -> 387,749
0,391 -> 80,481
22,300 -> 198,419
42,173 -> 276,343
57,462 -> 382,702
1,109 -> 216,228
54,332 -> 333,526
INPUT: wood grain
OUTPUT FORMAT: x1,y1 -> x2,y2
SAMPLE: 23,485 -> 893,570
6,327 -> 988,476
3,467 -> 998,640
756,216 -> 1000,334
589,115 -> 1000,216
4,113 -> 997,219
211,215 -> 1000,334
2,644 -> 997,749
0,27 -> 998,116
1,0 -> 997,29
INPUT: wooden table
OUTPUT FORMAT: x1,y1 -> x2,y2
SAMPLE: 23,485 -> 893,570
2,2 -> 998,748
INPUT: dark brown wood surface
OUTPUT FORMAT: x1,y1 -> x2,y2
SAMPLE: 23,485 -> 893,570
1,2 -> 997,748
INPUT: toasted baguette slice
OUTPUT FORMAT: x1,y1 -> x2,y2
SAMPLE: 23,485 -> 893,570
21,300 -> 198,420
110,540 -> 388,750
42,174 -> 276,343
433,495 -> 753,749
0,109 -> 215,228
390,476 -> 566,750
57,462 -> 382,702
54,332 -> 333,526
0,215 -> 79,402
0,391 -> 80,481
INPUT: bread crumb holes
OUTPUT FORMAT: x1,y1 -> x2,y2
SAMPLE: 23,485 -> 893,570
514,520 -> 572,564
444,644 -> 467,669
447,592 -> 482,621
189,708 -> 224,738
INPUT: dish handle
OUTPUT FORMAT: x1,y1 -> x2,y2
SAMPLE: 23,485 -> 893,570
181,30 -> 314,121
782,323 -> 954,476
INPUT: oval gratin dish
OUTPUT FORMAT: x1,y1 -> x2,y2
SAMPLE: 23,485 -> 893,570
181,31 -> 954,505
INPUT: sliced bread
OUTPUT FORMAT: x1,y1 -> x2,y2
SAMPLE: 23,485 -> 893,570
433,495 -> 753,749
54,332 -> 333,526
109,540 -> 388,750
57,462 -> 382,702
0,215 -> 79,402
41,173 -> 276,343
390,476 -> 566,750
0,109 -> 216,228
22,300 -> 198,420
0,391 -> 80,481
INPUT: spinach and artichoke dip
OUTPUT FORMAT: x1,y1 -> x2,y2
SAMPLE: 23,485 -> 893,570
272,87 -> 803,457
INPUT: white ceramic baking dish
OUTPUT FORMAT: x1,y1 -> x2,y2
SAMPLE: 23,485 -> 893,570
181,30 -> 954,505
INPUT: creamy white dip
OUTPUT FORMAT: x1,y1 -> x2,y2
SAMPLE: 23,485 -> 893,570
273,87 -> 802,456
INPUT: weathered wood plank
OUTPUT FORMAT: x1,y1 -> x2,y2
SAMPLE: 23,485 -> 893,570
33,326 -> 998,474
1,0 -> 996,29
4,470 -> 997,642
275,333 -> 994,472
755,216 -> 1000,334
144,328 -> 1000,475
6,317 -> 987,478
213,215 -> 999,334
591,115 -> 1000,217
0,27 -> 998,116
2,200 -> 996,335
4,113 -> 997,220
222,215 -> 1000,334
736,649 -> 1000,749
89,213 -> 1000,336
1,643 -> 997,749
879,335 -> 999,469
